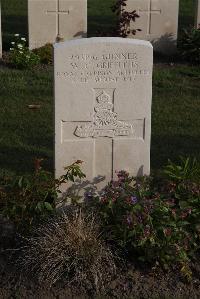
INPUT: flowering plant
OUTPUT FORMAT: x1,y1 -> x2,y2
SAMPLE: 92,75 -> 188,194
111,0 -> 141,37
91,160 -> 200,272
0,160 -> 86,233
9,34 -> 40,69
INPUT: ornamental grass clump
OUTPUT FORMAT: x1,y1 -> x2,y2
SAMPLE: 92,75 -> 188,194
9,34 -> 40,69
91,158 -> 200,277
18,210 -> 116,292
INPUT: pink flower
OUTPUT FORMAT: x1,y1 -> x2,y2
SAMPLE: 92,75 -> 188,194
164,228 -> 172,236
171,209 -> 176,217
144,225 -> 151,237
100,197 -> 107,203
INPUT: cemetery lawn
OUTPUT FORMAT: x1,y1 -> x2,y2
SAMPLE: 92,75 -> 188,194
0,0 -> 199,175
1,0 -> 196,48
0,65 -> 54,176
0,62 -> 199,176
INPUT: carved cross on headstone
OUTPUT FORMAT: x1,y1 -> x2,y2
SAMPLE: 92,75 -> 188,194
46,0 -> 70,41
138,0 -> 161,35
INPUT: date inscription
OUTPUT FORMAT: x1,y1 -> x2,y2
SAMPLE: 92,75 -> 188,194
56,52 -> 150,83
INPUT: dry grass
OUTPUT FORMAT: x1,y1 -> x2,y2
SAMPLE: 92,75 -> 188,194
18,209 -> 117,293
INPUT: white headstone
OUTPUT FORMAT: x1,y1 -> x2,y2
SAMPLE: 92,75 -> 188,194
195,0 -> 200,28
126,0 -> 179,54
28,0 -> 87,49
54,38 -> 153,190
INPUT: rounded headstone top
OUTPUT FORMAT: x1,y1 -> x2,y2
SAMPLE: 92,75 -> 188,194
54,37 -> 153,49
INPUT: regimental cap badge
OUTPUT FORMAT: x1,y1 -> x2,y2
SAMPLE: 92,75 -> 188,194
97,91 -> 110,104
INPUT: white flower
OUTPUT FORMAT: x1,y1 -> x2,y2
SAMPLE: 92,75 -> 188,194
17,44 -> 23,49
11,42 -> 15,45
14,34 -> 19,37
10,48 -> 14,51
19,51 -> 23,54
21,37 -> 26,41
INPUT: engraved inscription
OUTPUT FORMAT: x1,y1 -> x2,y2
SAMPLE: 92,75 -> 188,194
56,51 -> 145,83
74,89 -> 133,138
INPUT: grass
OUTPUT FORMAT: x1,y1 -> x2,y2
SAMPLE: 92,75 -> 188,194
179,0 -> 196,32
1,0 -> 196,49
151,65 -> 200,170
88,0 -> 116,36
19,210 -> 116,290
1,0 -> 28,50
0,0 -> 199,175
0,63 -> 199,176
0,66 -> 53,175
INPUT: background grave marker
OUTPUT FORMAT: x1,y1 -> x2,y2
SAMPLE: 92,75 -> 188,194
195,0 -> 200,28
28,0 -> 87,49
126,0 -> 179,54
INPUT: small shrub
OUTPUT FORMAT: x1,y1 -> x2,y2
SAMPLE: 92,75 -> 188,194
9,34 -> 40,69
0,160 -> 85,232
112,0 -> 141,37
90,158 -> 200,273
33,43 -> 53,65
19,210 -> 116,292
179,26 -> 200,65
164,156 -> 200,182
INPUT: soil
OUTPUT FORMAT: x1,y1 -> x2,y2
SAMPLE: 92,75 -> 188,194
1,246 -> 200,299
1,211 -> 200,299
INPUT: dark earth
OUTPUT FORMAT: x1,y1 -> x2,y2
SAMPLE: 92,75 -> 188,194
1,253 -> 200,299
1,220 -> 200,299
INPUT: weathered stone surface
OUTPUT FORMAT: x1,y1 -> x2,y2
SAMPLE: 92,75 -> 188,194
126,0 -> 179,54
195,0 -> 200,28
28,0 -> 87,49
54,38 -> 153,190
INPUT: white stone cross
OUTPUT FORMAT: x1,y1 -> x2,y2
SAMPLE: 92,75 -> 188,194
138,0 -> 161,35
46,0 -> 70,39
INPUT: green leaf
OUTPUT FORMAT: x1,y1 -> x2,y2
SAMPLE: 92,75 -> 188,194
18,176 -> 24,188
133,203 -> 142,211
44,202 -> 53,211
179,201 -> 189,208
36,202 -> 43,212
178,221 -> 190,226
